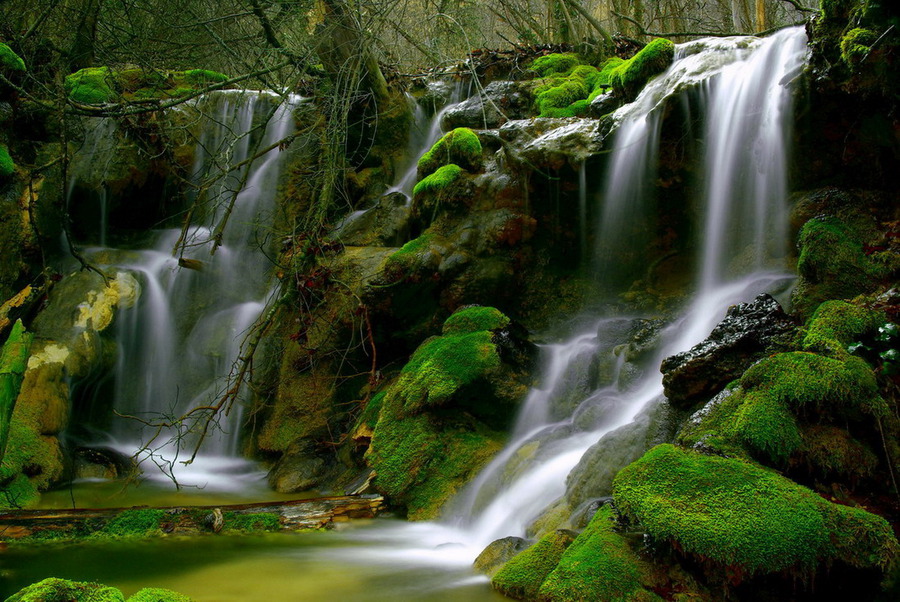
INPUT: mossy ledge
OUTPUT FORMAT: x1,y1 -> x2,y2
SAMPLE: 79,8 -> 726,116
612,444 -> 897,579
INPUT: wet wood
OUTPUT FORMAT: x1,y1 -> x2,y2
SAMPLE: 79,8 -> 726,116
0,494 -> 386,541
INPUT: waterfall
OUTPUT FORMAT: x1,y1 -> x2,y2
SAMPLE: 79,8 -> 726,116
83,91 -> 300,487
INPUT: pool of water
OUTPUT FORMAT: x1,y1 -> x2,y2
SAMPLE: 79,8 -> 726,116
0,521 -> 505,601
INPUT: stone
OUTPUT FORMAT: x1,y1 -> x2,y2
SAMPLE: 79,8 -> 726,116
589,90 -> 622,117
441,81 -> 532,130
267,439 -> 329,493
473,536 -> 531,577
501,118 -> 603,169
660,294 -> 796,405
73,446 -> 136,480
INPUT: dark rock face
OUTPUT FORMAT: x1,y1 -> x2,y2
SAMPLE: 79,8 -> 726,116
441,81 -> 532,130
267,440 -> 329,493
660,294 -> 796,406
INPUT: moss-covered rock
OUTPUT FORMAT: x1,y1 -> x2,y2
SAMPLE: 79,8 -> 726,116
0,143 -> 15,178
538,506 -> 660,602
841,27 -> 879,67
65,67 -> 233,104
65,67 -> 116,104
531,54 -> 583,77
612,444 -> 897,578
610,39 -> 675,101
416,128 -> 482,179
126,588 -> 195,602
412,163 -> 472,218
491,529 -> 577,599
802,299 -> 884,356
5,578 -> 125,602
0,42 -> 26,73
442,306 -> 510,335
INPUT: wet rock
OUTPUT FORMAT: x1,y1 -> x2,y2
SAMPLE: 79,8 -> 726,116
441,81 -> 532,130
588,90 -> 621,117
344,468 -> 376,496
332,192 -> 412,247
501,118 -> 603,168
73,446 -> 136,480
267,439 -> 329,493
474,536 -> 531,577
661,294 -> 796,406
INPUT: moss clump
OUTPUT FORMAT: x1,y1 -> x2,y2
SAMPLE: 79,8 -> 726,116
793,217 -> 887,316
797,425 -> 878,480
841,27 -> 878,67
538,506 -> 658,601
126,589 -> 195,602
532,61 -> 618,118
0,42 -> 25,72
182,69 -> 229,86
491,530 -> 575,599
382,233 -> 437,281
442,306 -> 510,335
0,143 -> 15,178
417,128 -> 482,178
610,38 -> 675,100
803,300 -> 884,356
412,163 -> 463,199
223,511 -> 281,532
531,53 -> 583,77
65,67 -> 116,104
6,578 -> 125,602
613,444 -> 897,577
101,508 -> 167,537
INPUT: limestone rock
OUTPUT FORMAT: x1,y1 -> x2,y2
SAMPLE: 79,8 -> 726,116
441,81 -> 532,130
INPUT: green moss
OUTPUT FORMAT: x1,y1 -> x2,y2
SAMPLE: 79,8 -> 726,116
126,588 -> 195,602
0,144 -> 15,178
491,530 -> 575,599
538,506 -> 659,601
613,444 -> 897,577
841,27 -> 878,67
65,67 -> 116,104
182,69 -> 229,86
794,217 -> 887,316
797,425 -> 878,479
383,233 -> 436,281
223,511 -> 281,532
442,306 -> 510,335
101,508 -> 167,537
610,38 -> 675,100
803,300 -> 884,357
1,473 -> 40,508
531,53 -> 583,76
5,578 -> 125,602
416,128 -> 482,178
0,42 -> 25,72
412,163 -> 463,198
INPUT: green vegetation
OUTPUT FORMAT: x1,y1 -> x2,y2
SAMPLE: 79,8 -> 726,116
610,38 -> 675,100
841,28 -> 878,67
126,588 -> 195,602
0,144 -> 16,177
412,163 -> 463,199
803,300 -> 884,357
182,69 -> 229,85
613,444 -> 897,577
442,306 -> 510,335
538,506 -> 658,601
65,67 -> 116,104
101,508 -> 167,537
531,53 -> 582,76
5,578 -> 126,602
491,530 -> 574,599
529,55 -> 622,118
417,128 -> 482,178
223,512 -> 281,532
0,42 -> 26,72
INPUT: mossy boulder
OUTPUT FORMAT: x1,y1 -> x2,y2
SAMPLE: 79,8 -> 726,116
416,128 -> 482,179
613,444 -> 897,578
366,306 -> 533,518
5,578 -> 126,602
841,27 -> 879,67
0,143 -> 15,178
537,506 -> 660,602
0,42 -> 26,73
411,163 -> 472,219
802,299 -> 884,357
126,588 -> 195,602
491,529 -> 577,600
530,57 -> 620,118
610,39 -> 675,101
65,67 -> 116,104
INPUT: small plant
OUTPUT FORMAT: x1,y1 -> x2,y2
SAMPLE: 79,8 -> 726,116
850,322 -> 900,377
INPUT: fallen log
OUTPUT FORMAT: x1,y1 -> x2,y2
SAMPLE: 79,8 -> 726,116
0,494 -> 386,542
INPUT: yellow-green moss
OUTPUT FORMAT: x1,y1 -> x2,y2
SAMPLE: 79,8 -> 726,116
100,508 -> 167,537
610,38 -> 675,100
5,578 -> 125,602
532,61 -> 616,118
182,69 -> 229,86
803,300 -> 884,356
65,67 -> 116,104
442,306 -> 510,335
491,530 -> 575,599
538,506 -> 660,601
222,511 -> 281,532
0,42 -> 26,72
613,444 -> 897,577
412,163 -> 463,198
0,143 -> 16,178
126,588 -> 195,602
417,128 -> 482,178
531,53 -> 583,77
841,27 -> 878,67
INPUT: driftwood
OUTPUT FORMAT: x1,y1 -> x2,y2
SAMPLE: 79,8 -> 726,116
0,494 -> 386,541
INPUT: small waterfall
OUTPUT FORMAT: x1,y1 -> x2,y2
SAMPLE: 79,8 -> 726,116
84,91 -> 301,487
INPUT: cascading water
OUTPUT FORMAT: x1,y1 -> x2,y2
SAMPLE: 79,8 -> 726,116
319,26 -> 810,578
83,91 -> 300,488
